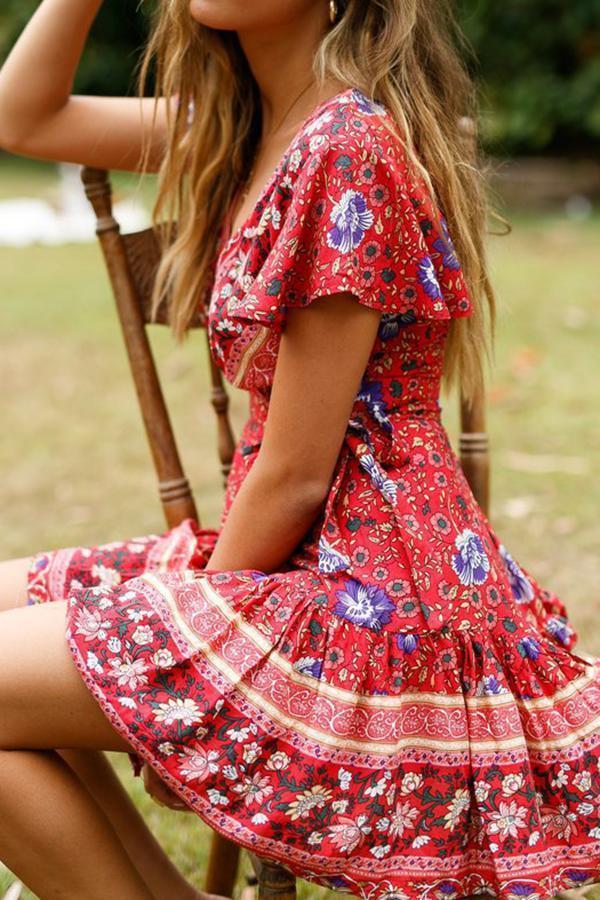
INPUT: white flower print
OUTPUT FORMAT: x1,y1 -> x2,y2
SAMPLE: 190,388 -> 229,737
117,696 -> 137,710
86,651 -> 103,674
227,725 -> 252,743
573,771 -> 592,792
411,835 -> 432,849
153,698 -> 203,727
127,607 -> 148,623
474,780 -> 491,803
266,751 -> 290,770
207,789 -> 229,807
242,742 -> 261,765
107,654 -> 149,690
91,564 -> 121,588
501,773 -> 525,796
338,768 -> 352,791
232,774 -> 273,807
307,831 -> 324,847
305,110 -> 336,136
286,147 -> 304,173
331,799 -> 349,814
158,741 -> 176,755
369,844 -> 391,859
178,747 -> 219,783
388,801 -> 419,838
251,813 -> 268,825
488,800 -> 528,839
443,788 -> 471,831
400,772 -> 423,794
107,636 -> 122,653
132,625 -> 154,646
153,649 -> 175,669
365,775 -> 388,798
74,607 -> 111,642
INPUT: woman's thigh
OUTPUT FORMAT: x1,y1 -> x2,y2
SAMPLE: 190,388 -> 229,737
0,556 -> 33,611
0,599 -> 131,754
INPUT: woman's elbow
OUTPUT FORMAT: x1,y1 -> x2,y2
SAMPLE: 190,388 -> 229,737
0,104 -> 32,154
252,459 -> 331,513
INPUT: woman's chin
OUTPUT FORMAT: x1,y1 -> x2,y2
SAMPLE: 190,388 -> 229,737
188,0 -> 245,29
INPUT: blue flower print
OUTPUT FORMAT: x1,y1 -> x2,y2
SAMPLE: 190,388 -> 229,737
432,219 -> 461,271
350,88 -> 389,118
563,871 -> 594,889
293,656 -> 323,679
506,886 -> 542,900
498,544 -> 535,604
475,674 -> 509,696
333,578 -> 396,631
378,310 -> 417,341
318,534 -> 352,574
396,633 -> 420,654
327,876 -> 352,891
358,451 -> 397,505
436,883 -> 459,898
327,189 -> 374,254
417,256 -> 442,300
518,635 -> 541,660
545,615 -> 574,647
356,376 -> 393,433
249,570 -> 269,583
450,528 -> 490,586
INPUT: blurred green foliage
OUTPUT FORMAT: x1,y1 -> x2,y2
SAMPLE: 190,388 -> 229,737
458,0 -> 600,154
0,1 -> 153,97
1,1 -> 599,155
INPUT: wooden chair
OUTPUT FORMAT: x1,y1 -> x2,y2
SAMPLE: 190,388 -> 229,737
79,164 -> 490,900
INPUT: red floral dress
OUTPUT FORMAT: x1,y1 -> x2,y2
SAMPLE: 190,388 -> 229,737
27,87 -> 600,900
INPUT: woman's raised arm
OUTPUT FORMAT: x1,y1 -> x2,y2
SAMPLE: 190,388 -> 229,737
0,0 -> 172,172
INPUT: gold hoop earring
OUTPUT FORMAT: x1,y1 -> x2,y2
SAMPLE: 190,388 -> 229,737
329,0 -> 338,25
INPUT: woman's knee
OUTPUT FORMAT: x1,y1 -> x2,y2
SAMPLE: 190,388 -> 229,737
0,601 -> 130,754
0,555 -> 34,612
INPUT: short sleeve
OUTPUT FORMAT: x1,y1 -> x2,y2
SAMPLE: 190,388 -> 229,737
226,135 -> 473,333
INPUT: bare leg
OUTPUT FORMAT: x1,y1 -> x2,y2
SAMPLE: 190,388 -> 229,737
0,748 -> 155,900
0,565 -> 221,900
60,749 -> 210,900
0,556 -> 32,609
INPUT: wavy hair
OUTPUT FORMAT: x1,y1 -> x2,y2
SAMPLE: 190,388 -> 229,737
136,0 -> 500,407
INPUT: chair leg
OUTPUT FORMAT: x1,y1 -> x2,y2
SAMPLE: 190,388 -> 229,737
248,854 -> 296,900
204,833 -> 241,897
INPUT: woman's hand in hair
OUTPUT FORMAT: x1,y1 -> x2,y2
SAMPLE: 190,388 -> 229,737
0,0 -> 173,172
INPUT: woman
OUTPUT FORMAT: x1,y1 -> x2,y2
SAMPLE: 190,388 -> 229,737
0,1 -> 598,899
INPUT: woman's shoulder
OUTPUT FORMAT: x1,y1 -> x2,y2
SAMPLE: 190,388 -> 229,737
275,86 -> 417,217
299,87 -> 397,148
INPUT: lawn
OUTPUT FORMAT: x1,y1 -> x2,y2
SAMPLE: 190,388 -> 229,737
0,157 -> 599,899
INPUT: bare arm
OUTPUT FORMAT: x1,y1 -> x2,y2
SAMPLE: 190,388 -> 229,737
0,0 -> 172,172
205,295 -> 382,574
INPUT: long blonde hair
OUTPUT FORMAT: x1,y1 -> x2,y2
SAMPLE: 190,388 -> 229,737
136,0 -> 499,408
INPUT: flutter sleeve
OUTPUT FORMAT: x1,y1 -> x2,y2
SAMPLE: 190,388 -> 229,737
226,133 -> 473,332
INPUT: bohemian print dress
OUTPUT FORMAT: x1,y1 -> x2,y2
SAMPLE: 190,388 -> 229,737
27,87 -> 600,899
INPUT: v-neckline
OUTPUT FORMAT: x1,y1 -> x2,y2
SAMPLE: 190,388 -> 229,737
218,86 -> 357,255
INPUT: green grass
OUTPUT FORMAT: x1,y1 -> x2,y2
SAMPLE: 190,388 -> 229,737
0,158 -> 599,898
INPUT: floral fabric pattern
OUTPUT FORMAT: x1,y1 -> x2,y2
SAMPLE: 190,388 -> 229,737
28,87 -> 600,900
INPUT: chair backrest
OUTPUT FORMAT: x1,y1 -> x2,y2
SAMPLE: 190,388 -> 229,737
456,114 -> 490,517
80,166 -> 237,530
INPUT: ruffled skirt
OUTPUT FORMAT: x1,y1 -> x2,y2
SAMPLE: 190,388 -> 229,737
27,517 -> 600,900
